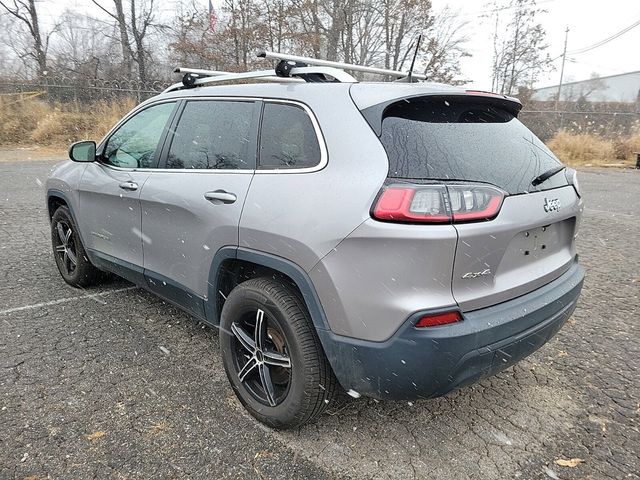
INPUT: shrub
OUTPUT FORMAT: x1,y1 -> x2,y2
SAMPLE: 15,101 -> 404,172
0,96 -> 136,147
547,131 -> 617,166
0,95 -> 49,145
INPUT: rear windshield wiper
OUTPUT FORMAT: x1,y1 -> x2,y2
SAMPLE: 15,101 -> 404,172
531,166 -> 566,187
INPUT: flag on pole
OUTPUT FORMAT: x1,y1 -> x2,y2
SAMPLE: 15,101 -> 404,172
209,0 -> 217,32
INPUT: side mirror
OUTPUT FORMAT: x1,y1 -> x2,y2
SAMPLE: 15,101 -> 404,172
69,141 -> 96,162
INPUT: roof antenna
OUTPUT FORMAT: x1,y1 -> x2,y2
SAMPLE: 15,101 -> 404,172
407,34 -> 422,83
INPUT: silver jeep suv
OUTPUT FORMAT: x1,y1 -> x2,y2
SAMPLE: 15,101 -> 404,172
46,65 -> 584,428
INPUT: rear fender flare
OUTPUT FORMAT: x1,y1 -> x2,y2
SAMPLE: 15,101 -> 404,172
205,246 -> 331,332
47,189 -> 93,261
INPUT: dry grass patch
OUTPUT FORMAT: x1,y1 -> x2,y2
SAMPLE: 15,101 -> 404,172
0,96 -> 136,148
547,128 -> 640,167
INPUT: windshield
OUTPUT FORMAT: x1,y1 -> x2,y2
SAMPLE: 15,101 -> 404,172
379,97 -> 567,194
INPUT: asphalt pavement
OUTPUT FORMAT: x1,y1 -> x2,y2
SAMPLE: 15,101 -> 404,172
1,160 -> 638,479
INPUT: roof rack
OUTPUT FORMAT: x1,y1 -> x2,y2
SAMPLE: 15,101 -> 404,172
163,67 -> 303,93
258,51 -> 427,81
164,50 -> 425,93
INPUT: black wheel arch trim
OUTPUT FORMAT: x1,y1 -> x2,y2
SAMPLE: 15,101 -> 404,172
205,246 -> 331,332
206,247 -> 355,393
47,189 -> 94,262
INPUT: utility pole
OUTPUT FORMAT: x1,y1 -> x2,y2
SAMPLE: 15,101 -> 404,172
555,26 -> 569,111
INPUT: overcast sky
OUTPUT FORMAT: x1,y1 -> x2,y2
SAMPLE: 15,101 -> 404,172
435,0 -> 640,89
36,0 -> 640,90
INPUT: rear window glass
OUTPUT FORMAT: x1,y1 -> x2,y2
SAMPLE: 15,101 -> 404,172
379,97 -> 564,194
259,102 -> 321,169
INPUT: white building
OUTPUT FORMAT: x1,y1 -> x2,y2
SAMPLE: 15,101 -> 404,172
532,71 -> 640,103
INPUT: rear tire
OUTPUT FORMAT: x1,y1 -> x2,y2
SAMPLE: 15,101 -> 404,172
51,206 -> 101,287
220,277 -> 338,429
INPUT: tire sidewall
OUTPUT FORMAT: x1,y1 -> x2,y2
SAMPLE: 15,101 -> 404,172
51,206 -> 97,287
220,283 -> 317,428
51,206 -> 80,284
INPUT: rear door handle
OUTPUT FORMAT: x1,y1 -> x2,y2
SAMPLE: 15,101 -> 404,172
119,181 -> 139,191
204,190 -> 237,204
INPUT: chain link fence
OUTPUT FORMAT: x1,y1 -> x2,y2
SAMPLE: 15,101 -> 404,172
1,80 -> 639,144
0,78 -> 165,104
519,109 -> 640,141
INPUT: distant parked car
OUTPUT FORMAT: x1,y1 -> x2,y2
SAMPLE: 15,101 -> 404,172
46,55 -> 584,428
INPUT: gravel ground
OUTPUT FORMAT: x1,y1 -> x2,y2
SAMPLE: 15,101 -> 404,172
0,160 -> 638,480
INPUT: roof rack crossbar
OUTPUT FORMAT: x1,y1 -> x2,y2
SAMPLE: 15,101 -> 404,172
162,69 -> 303,93
258,50 -> 427,80
189,69 -> 304,86
173,67 -> 230,77
163,65 -> 357,93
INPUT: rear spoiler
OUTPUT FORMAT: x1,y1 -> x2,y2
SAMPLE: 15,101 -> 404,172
359,92 -> 523,137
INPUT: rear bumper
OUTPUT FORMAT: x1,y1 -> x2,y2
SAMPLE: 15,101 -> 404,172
318,260 -> 584,400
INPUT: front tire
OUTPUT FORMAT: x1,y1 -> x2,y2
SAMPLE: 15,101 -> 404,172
220,277 -> 338,429
51,206 -> 101,287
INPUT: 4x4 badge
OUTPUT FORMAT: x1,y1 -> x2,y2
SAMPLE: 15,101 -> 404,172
462,268 -> 492,279
543,197 -> 561,213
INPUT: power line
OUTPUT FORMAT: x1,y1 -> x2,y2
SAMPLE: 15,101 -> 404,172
567,17 -> 640,55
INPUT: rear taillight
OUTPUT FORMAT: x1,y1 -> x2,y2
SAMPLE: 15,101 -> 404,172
372,184 -> 505,224
415,311 -> 462,328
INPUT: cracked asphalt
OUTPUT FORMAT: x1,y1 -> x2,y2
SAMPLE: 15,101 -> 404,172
1,160 -> 638,479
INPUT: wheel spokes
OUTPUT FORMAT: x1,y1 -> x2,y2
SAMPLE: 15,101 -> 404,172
233,308 -> 290,407
254,309 -> 266,351
231,322 -> 255,353
263,349 -> 291,368
238,356 -> 258,382
66,248 -> 78,267
63,251 -> 69,271
56,223 -> 67,244
258,363 -> 277,406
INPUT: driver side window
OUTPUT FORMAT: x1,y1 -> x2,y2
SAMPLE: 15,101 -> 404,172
103,102 -> 175,168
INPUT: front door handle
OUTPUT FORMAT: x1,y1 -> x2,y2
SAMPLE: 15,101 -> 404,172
119,181 -> 139,191
204,190 -> 237,204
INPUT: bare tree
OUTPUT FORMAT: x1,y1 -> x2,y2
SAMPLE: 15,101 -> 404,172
0,0 -> 57,78
420,7 -> 469,83
90,0 -> 156,85
0,0 -> 470,90
51,12 -> 121,84
490,0 -> 552,95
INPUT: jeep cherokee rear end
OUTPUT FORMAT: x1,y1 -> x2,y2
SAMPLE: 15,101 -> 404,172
47,73 -> 584,428
307,83 -> 584,399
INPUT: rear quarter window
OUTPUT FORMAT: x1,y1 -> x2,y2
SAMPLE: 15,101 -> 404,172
378,97 -> 565,194
259,102 -> 321,170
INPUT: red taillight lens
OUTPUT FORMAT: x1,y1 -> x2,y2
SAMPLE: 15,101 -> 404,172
372,184 -> 504,224
373,185 -> 450,223
415,311 -> 462,328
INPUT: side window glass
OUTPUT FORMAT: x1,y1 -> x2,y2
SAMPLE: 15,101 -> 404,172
166,100 -> 257,170
259,103 -> 321,169
103,102 -> 175,169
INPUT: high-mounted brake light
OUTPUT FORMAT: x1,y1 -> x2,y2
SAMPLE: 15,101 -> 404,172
372,184 -> 505,224
464,89 -> 503,98
415,311 -> 462,328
